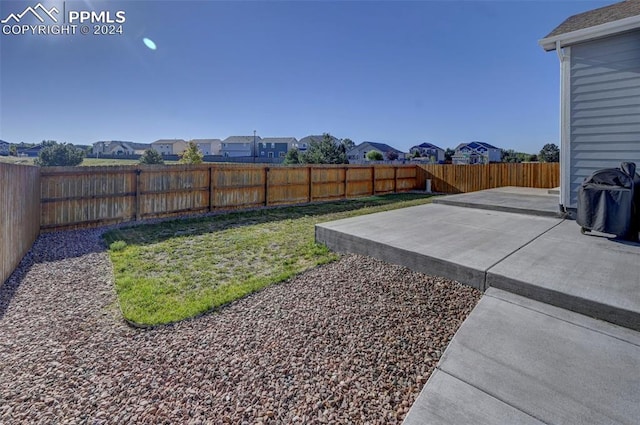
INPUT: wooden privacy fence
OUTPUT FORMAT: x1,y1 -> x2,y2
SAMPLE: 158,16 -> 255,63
1,163 -> 40,285
416,162 -> 560,194
40,164 -> 419,230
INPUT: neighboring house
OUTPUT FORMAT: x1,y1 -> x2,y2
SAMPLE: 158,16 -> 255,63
259,137 -> 296,159
347,142 -> 405,161
539,0 -> 640,212
151,139 -> 188,155
0,140 -> 9,155
17,145 -> 43,157
221,135 -> 261,157
93,141 -> 151,155
409,142 -> 445,162
452,141 -> 501,164
190,139 -> 222,156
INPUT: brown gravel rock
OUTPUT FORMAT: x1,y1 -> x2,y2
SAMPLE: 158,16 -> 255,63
0,229 -> 481,424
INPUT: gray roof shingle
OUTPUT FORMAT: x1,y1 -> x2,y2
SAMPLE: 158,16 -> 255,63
223,136 -> 262,143
359,142 -> 403,154
544,0 -> 640,38
260,137 -> 297,144
413,142 -> 444,151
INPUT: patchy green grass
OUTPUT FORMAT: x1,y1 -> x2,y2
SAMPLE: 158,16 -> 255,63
80,158 -> 141,166
103,193 -> 435,325
0,156 -> 35,165
0,156 -> 181,166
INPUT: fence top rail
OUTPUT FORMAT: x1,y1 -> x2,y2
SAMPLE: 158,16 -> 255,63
0,162 -> 39,170
39,163 -> 420,175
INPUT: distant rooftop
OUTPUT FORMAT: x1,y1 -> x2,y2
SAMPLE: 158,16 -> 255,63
261,137 -> 297,144
414,142 -> 443,150
224,136 -> 262,143
358,141 -> 403,154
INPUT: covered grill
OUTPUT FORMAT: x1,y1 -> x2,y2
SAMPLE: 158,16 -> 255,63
577,162 -> 639,241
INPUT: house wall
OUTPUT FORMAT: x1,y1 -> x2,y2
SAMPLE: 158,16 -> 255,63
222,143 -> 253,157
258,142 -> 288,158
153,141 -> 188,155
488,148 -> 501,163
196,143 -> 212,155
412,148 -> 444,162
347,146 -> 374,160
567,30 -> 640,208
152,143 -> 172,155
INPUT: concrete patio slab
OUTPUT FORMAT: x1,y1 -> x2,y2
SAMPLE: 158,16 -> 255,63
315,203 -> 562,290
433,187 -> 561,217
404,288 -> 640,425
403,369 -> 545,425
487,220 -> 640,330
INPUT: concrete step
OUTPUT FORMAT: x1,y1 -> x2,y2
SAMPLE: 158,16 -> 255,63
433,187 -> 562,218
487,220 -> 640,331
403,288 -> 640,425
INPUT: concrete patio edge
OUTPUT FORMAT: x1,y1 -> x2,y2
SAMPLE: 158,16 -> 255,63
315,225 -> 487,290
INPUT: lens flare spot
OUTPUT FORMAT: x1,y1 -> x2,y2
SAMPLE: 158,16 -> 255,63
143,38 -> 157,50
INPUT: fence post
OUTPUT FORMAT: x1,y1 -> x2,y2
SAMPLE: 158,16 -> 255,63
264,167 -> 269,206
394,166 -> 398,193
371,166 -> 376,195
344,166 -> 348,199
308,166 -> 313,203
208,165 -> 213,212
135,168 -> 141,221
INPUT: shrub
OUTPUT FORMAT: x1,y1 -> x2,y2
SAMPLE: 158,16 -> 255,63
180,141 -> 204,164
34,142 -> 85,166
366,151 -> 384,161
139,149 -> 164,165
109,240 -> 127,252
283,148 -> 301,165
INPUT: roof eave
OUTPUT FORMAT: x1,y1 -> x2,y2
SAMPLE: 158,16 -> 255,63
539,14 -> 640,51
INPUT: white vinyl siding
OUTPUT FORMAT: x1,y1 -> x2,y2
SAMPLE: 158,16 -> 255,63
568,30 -> 640,207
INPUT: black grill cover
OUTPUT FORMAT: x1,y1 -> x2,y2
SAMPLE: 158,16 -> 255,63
576,163 -> 637,238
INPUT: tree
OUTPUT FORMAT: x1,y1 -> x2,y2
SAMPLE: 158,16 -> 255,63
9,145 -> 17,156
385,150 -> 399,161
539,143 -> 559,162
342,138 -> 356,151
411,149 -> 421,158
366,151 -> 384,161
34,142 -> 85,166
179,141 -> 204,164
283,148 -> 301,165
501,149 -> 520,163
501,149 -> 538,163
444,148 -> 455,162
139,149 -> 164,165
300,133 -> 348,164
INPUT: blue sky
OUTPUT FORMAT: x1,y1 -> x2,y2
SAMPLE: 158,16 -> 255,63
0,0 -> 613,153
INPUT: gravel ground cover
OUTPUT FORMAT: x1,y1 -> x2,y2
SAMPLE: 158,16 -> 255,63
0,229 -> 481,424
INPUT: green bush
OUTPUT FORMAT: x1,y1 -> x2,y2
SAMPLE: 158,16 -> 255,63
366,151 -> 384,161
34,142 -> 85,166
179,142 -> 204,164
109,240 -> 127,252
139,149 -> 164,165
